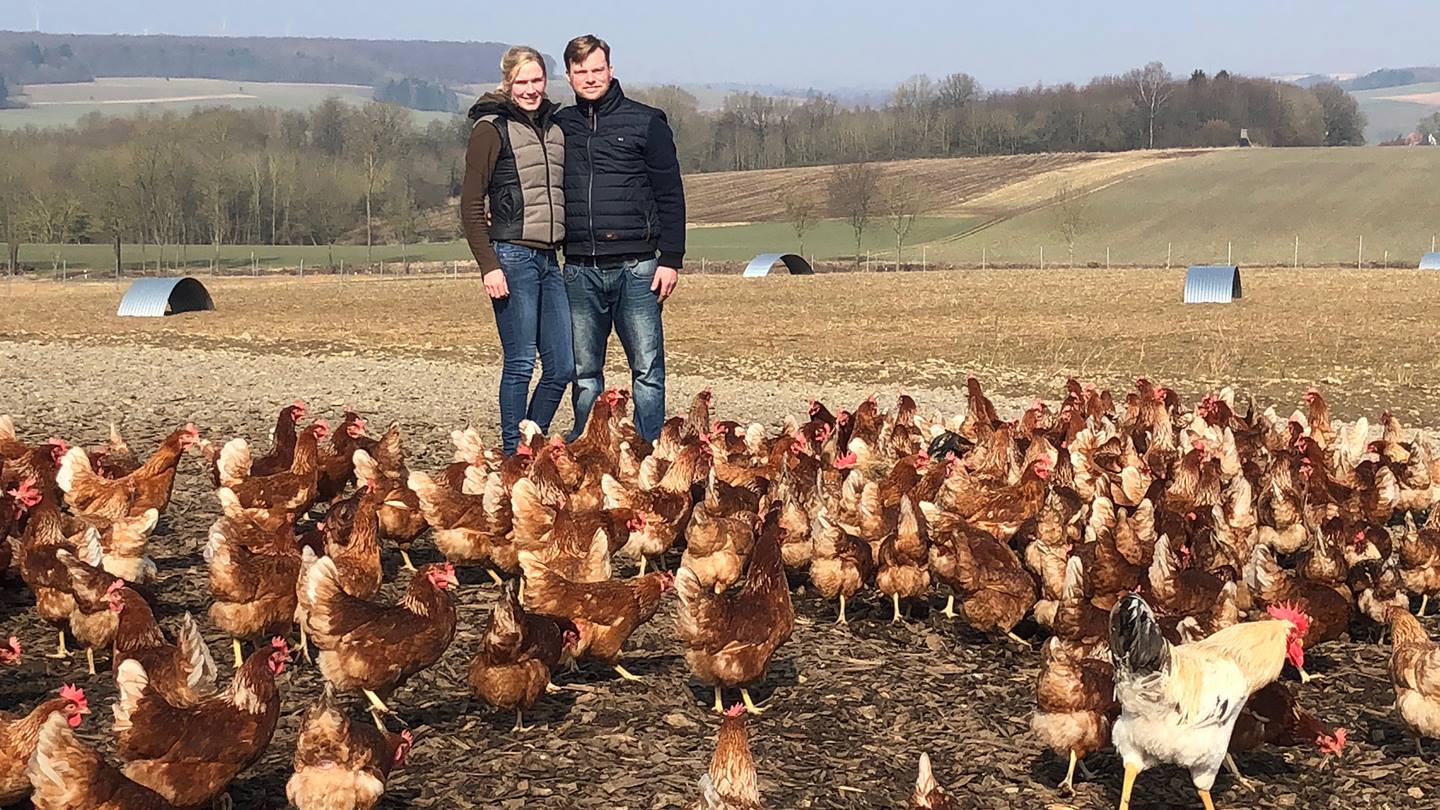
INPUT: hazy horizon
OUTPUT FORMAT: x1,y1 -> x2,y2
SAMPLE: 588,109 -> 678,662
5,0 -> 1439,92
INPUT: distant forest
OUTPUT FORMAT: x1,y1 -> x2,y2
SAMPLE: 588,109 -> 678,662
0,31 -> 550,112
636,64 -> 1368,173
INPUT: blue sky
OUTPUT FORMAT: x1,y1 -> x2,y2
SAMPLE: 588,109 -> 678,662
6,0 -> 1438,90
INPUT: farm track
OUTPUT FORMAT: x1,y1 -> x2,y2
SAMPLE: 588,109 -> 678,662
0,338 -> 1434,809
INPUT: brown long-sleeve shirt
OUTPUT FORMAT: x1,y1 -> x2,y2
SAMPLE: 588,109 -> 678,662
460,121 -> 504,272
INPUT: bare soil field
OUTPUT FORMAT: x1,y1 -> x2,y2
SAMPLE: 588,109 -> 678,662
0,336 -> 1430,810
3,266 -> 1438,420
2,268 -> 1439,807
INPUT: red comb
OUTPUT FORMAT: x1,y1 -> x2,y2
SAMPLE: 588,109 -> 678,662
314,418 -> 330,429
293,399 -> 308,409
105,580 -> 125,596
1267,602 -> 1311,635
270,637 -> 289,652
725,704 -> 746,718
517,443 -> 535,457
60,684 -> 86,705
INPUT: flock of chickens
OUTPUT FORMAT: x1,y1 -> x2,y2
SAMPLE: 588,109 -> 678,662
1,377 -> 1440,809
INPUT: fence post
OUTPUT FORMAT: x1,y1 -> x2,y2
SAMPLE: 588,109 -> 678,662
1166,242 -> 1172,269
300,259 -> 305,280
981,245 -> 986,270
865,250 -> 871,272
1106,246 -> 1110,270
62,260 -> 67,282
1039,245 -> 1044,271
1227,241 -> 1232,266
1358,236 -> 1363,269
1293,235 -> 1299,269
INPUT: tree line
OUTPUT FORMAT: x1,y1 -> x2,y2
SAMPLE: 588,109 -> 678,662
633,62 -> 1366,173
0,61 -> 1372,271
0,101 -> 471,272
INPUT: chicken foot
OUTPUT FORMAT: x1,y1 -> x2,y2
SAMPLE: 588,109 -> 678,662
486,569 -> 505,587
837,594 -> 849,625
364,689 -> 396,730
613,664 -> 644,682
399,546 -> 417,572
712,686 -> 725,714
890,593 -> 903,624
941,594 -> 957,619
512,709 -> 531,733
45,630 -> 71,659
1223,754 -> 1253,788
85,647 -> 97,676
299,626 -> 312,663
1420,594 -> 1429,616
231,638 -> 245,669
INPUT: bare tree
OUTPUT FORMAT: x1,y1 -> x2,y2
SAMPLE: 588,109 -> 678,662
782,190 -> 818,257
1052,182 -> 1089,267
351,102 -> 408,262
884,179 -> 927,269
387,174 -> 419,273
827,161 -> 879,269
1128,61 -> 1174,149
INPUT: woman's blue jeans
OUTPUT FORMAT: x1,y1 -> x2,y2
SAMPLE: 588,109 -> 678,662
490,243 -> 574,453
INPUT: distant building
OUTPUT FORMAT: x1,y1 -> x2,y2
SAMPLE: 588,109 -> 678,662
1238,128 -> 1252,147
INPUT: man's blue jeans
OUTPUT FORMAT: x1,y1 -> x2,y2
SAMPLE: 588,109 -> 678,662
564,256 -> 666,442
491,243 -> 574,454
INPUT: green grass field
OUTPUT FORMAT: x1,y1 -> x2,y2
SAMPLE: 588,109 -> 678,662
928,147 -> 1440,266
11,145 -> 1438,272
0,77 -> 457,130
1353,82 -> 1440,143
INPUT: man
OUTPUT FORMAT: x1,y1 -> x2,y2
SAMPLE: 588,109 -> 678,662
555,34 -> 685,443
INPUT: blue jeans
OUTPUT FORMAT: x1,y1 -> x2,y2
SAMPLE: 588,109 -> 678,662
564,256 -> 665,442
491,243 -> 574,454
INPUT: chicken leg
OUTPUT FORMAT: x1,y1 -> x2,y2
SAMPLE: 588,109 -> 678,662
299,626 -> 312,663
1057,750 -> 1079,795
232,638 -> 244,669
1118,761 -> 1140,810
891,593 -> 902,623
837,594 -> 849,625
399,546 -> 417,572
486,569 -> 504,587
1223,754 -> 1253,788
1420,594 -> 1429,616
613,664 -> 644,682
1197,788 -> 1216,810
740,688 -> 766,715
712,686 -> 725,714
512,709 -> 530,733
942,594 -> 957,619
637,557 -> 648,577
85,647 -> 96,677
45,631 -> 70,659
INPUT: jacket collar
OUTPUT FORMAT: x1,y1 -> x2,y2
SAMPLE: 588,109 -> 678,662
575,79 -> 626,117
467,91 -> 557,128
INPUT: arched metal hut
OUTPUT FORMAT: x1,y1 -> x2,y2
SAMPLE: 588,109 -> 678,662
1183,265 -> 1243,304
116,277 -> 215,317
1420,252 -> 1440,270
742,253 -> 816,278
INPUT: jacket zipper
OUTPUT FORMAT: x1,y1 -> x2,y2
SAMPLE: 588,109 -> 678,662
587,105 -> 597,257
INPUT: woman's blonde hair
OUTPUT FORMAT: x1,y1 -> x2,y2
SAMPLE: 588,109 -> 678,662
498,46 -> 546,93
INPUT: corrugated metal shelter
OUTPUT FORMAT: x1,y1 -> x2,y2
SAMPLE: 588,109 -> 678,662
1183,265 -> 1243,304
742,253 -> 815,278
116,277 -> 215,317
1420,253 -> 1440,270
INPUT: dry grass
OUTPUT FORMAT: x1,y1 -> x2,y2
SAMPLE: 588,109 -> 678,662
4,267 -> 1439,420
682,151 -> 1204,224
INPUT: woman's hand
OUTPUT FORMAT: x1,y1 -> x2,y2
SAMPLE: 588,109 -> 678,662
484,268 -> 510,299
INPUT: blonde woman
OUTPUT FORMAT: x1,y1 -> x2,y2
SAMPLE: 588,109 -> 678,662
461,46 -> 571,454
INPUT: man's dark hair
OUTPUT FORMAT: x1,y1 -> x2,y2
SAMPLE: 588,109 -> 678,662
564,34 -> 611,70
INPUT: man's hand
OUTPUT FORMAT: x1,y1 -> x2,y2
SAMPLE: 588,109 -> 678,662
484,268 -> 510,299
652,266 -> 679,303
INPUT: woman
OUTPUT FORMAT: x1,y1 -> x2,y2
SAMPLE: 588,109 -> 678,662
461,46 -> 572,454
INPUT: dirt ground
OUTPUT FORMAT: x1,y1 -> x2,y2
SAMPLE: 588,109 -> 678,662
0,331 -> 1435,809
